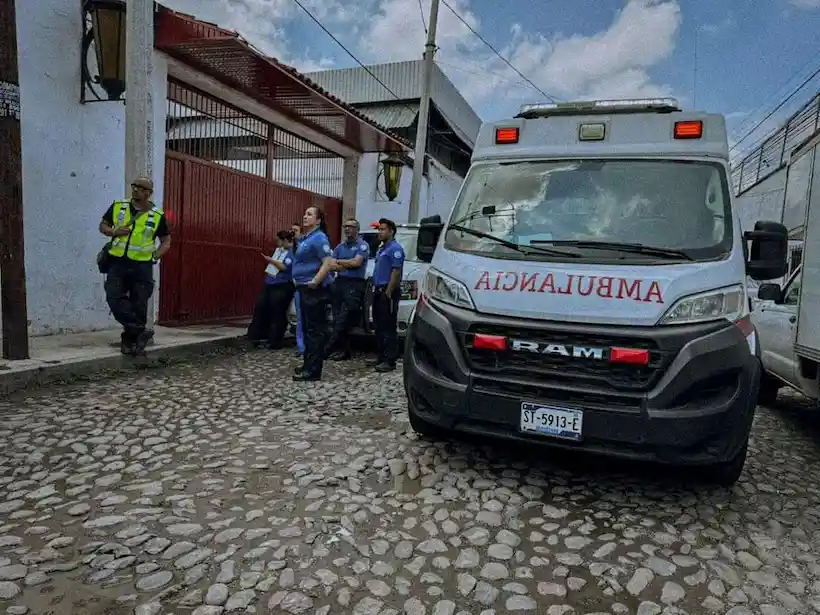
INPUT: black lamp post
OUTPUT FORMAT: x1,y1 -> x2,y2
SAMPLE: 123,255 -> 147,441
380,152 -> 405,202
81,0 -> 127,102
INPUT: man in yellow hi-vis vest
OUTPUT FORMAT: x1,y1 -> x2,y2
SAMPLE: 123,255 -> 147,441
98,177 -> 171,355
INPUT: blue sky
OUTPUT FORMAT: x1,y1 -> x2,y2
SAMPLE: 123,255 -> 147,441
165,0 -> 820,160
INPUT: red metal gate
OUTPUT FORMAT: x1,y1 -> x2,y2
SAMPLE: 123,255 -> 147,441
158,151 -> 342,325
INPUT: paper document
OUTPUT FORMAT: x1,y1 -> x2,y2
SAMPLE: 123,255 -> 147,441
265,248 -> 286,277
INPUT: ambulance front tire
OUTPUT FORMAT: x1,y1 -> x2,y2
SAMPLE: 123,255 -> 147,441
407,396 -> 448,440
704,441 -> 748,487
758,373 -> 781,406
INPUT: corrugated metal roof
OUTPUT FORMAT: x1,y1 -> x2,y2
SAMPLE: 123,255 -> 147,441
305,61 -> 481,148
355,103 -> 419,129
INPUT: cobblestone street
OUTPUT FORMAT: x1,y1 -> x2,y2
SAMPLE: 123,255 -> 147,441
2,348 -> 820,615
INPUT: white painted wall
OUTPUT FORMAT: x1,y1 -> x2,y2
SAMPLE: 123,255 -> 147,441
735,167 -> 787,234
354,153 -> 464,225
14,1 -> 167,335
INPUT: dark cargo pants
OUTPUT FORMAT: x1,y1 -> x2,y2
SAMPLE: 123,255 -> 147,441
327,277 -> 366,357
298,285 -> 331,378
104,259 -> 154,343
248,282 -> 295,348
372,289 -> 400,367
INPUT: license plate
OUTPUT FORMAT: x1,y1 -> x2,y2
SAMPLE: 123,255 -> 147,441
520,402 -> 583,441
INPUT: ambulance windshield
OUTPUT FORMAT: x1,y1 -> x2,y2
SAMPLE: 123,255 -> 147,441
445,159 -> 732,262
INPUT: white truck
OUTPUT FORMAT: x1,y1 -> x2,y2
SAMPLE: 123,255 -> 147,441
404,98 -> 789,485
751,134 -> 820,404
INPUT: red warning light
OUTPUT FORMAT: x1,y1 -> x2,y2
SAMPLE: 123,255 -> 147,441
674,120 -> 703,139
473,334 -> 507,351
495,127 -> 520,144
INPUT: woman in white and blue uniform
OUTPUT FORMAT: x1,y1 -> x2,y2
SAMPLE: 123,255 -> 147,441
248,229 -> 295,348
292,206 -> 334,381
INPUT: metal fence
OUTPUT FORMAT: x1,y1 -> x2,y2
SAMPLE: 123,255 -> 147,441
166,79 -> 344,198
731,92 -> 820,195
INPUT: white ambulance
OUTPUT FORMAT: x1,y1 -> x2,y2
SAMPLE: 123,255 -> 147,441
404,98 -> 789,485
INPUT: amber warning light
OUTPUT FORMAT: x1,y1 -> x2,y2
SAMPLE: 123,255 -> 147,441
674,120 -> 703,139
495,127 -> 519,144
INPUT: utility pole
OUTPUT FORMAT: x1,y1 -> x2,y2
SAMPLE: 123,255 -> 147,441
408,0 -> 439,224
125,0 -> 156,322
0,0 -> 30,360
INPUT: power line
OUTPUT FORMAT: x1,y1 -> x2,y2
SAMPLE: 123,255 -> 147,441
731,48 -> 820,142
435,60 -> 533,91
290,0 -> 411,112
730,63 -> 820,155
439,0 -> 559,103
417,0 -> 427,33
289,0 -> 475,164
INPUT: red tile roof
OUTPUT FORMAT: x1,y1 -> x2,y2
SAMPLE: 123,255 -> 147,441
155,6 -> 411,153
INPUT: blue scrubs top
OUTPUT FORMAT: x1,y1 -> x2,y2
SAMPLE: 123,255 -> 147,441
373,238 -> 405,288
292,228 -> 333,286
332,237 -> 370,279
265,249 -> 294,285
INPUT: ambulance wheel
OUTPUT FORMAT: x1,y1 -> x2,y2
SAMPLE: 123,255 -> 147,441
706,442 -> 748,487
758,373 -> 780,406
408,398 -> 447,440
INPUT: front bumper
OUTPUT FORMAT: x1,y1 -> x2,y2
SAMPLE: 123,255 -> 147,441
403,298 -> 760,466
397,300 -> 417,337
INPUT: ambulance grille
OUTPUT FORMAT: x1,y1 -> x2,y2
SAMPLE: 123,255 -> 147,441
463,324 -> 666,392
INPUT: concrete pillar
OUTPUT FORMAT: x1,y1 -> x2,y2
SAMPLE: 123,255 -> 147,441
342,156 -> 359,221
125,0 -> 156,325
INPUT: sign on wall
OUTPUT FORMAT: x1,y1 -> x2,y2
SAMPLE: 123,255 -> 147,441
0,81 -> 20,121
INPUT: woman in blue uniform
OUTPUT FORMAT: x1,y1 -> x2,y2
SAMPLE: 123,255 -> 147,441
292,206 -> 334,381
291,222 -> 305,357
247,229 -> 295,348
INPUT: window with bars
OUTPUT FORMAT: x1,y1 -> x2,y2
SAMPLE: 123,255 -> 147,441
165,80 -> 345,198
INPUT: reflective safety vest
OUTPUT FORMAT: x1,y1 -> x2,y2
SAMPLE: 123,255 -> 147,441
108,200 -> 164,262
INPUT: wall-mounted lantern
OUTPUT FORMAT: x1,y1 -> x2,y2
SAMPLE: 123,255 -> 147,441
81,0 -> 127,103
379,152 -> 407,202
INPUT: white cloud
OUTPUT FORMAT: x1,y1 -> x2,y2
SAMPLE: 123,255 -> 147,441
162,0 -> 683,115
162,0 -> 346,67
790,0 -> 820,9
361,0 -> 481,63
357,0 -> 682,112
163,0 -> 293,57
700,13 -> 736,35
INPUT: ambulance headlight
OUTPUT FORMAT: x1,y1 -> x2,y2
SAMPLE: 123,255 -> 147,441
425,268 -> 475,310
659,285 -> 745,325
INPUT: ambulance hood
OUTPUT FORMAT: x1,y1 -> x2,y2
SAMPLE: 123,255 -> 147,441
430,247 -> 745,327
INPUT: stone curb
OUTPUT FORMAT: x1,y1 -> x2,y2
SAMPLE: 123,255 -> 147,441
0,334 -> 249,397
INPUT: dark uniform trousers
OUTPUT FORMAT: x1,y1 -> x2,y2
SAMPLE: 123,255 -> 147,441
298,285 -> 331,377
248,283 -> 295,348
328,277 -> 366,356
104,259 -> 154,342
373,288 -> 400,366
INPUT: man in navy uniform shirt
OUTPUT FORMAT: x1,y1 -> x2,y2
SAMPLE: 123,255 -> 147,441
327,218 -> 370,360
368,218 -> 405,372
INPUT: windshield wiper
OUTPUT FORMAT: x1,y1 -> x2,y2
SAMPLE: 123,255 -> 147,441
448,224 -> 581,258
449,204 -> 515,228
528,239 -> 694,261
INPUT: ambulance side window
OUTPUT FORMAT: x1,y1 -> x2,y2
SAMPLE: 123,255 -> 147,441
704,170 -> 726,243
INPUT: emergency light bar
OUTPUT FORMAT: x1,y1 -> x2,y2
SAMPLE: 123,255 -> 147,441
516,97 -> 681,119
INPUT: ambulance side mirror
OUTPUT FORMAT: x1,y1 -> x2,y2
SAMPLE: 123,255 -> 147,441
745,220 -> 788,281
417,215 -> 444,263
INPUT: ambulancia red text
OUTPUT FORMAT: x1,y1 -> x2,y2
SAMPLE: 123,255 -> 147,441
474,270 -> 664,304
